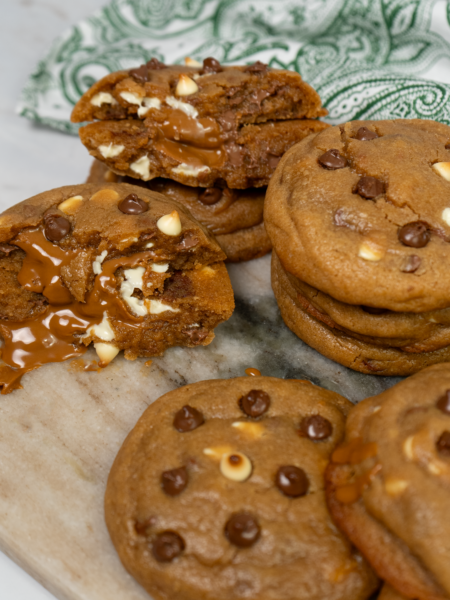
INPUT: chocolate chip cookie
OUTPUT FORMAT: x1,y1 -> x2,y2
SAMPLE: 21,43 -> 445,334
326,363 -> 450,600
88,160 -> 271,262
72,57 -> 328,189
105,376 -> 378,600
266,119 -> 450,375
0,183 -> 234,393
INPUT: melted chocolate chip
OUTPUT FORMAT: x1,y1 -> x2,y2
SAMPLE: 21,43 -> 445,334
118,193 -> 148,215
318,149 -> 347,170
239,390 -> 270,418
268,155 -> 281,169
129,58 -> 166,82
361,306 -> 388,315
182,326 -> 209,344
201,57 -> 223,74
355,127 -> 378,141
163,271 -> 193,300
44,214 -> 71,242
355,176 -> 385,199
177,232 -> 199,250
173,405 -> 204,432
161,466 -> 188,496
0,243 -> 16,255
436,431 -> 450,456
437,390 -> 450,414
445,142 -> 450,149
397,221 -> 430,248
401,255 -> 421,273
244,61 -> 268,74
152,531 -> 185,562
147,57 -> 167,70
276,466 -> 309,497
225,513 -> 260,548
198,188 -> 223,205
299,415 -> 333,441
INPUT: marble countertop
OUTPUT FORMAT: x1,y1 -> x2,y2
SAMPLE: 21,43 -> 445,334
0,2 -> 404,599
1,3 -> 107,598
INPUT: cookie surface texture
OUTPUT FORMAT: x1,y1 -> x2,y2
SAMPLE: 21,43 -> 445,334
326,363 -> 450,600
0,183 -> 234,392
105,376 -> 378,600
73,58 -> 328,189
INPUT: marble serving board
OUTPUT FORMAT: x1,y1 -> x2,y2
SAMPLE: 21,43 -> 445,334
0,254 -> 400,600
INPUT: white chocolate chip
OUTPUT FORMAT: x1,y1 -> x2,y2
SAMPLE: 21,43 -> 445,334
137,97 -> 161,118
120,267 -> 147,317
185,56 -> 202,67
403,436 -> 415,460
358,241 -> 384,262
90,92 -> 117,107
58,195 -> 84,214
94,342 -> 119,365
98,143 -> 124,158
157,210 -> 182,236
93,250 -> 108,275
87,313 -> 115,342
171,163 -> 211,178
165,95 -> 198,118
120,91 -> 143,106
151,263 -> 169,273
232,421 -> 264,439
427,461 -> 443,475
148,300 -> 179,314
384,477 -> 409,496
176,73 -> 199,96
442,207 -> 450,226
220,452 -> 252,482
90,189 -> 119,203
130,155 -> 151,180
145,242 -> 154,249
203,446 -> 233,459
432,162 -> 450,181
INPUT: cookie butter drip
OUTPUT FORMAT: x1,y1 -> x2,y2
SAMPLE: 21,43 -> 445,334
154,109 -> 225,169
331,438 -> 381,504
0,229 -> 153,393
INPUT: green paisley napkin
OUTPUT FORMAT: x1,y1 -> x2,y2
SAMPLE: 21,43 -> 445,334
17,0 -> 450,134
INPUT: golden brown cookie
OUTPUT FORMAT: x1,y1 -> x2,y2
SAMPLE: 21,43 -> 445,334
0,183 -> 234,393
72,57 -> 328,188
378,585 -> 410,600
326,364 -> 450,600
87,160 -> 272,261
272,251 -> 450,376
105,377 -> 378,600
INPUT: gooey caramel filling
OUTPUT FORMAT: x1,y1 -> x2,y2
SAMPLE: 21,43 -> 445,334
332,438 -> 381,504
0,229 -> 162,393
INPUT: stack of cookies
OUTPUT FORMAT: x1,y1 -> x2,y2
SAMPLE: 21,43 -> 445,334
265,119 -> 450,376
72,57 -> 329,262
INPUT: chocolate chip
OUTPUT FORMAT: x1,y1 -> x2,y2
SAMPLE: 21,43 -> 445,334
355,127 -> 378,141
152,531 -> 185,562
445,142 -> 450,149
198,188 -> 223,205
173,405 -> 204,432
361,306 -> 388,315
355,176 -> 385,199
0,243 -> 16,255
118,193 -> 148,215
134,516 -> 156,535
239,390 -> 270,418
436,431 -> 450,456
244,61 -> 268,74
397,221 -> 430,248
201,57 -> 223,74
44,214 -> 71,242
401,255 -> 421,273
147,57 -> 167,70
268,154 -> 281,169
178,232 -> 199,250
129,58 -> 166,82
161,466 -> 188,496
318,149 -> 347,170
276,466 -> 309,497
437,390 -> 450,414
299,415 -> 333,441
225,513 -> 260,548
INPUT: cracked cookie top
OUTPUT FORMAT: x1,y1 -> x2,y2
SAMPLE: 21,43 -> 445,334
105,376 -> 377,600
265,119 -> 450,312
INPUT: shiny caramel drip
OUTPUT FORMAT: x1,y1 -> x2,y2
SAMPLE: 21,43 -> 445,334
0,229 -> 152,393
332,438 -> 381,504
154,109 -> 225,169
245,367 -> 261,377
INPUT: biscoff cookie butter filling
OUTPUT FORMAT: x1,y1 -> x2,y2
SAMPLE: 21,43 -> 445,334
0,183 -> 234,393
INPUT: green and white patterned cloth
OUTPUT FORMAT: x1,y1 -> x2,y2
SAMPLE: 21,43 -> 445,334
17,0 -> 450,134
